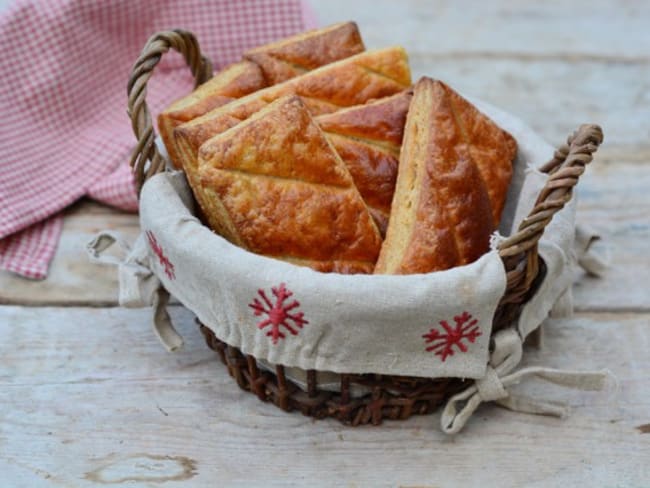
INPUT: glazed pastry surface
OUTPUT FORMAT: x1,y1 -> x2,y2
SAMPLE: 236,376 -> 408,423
316,90 -> 412,234
375,77 -> 515,274
196,95 -> 383,274
159,22 -> 366,167
243,21 -> 365,84
173,46 -> 412,173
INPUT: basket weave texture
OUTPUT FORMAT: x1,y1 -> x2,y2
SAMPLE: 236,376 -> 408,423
127,29 -> 603,425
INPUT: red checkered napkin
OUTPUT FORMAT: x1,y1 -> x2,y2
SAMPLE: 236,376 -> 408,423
0,0 -> 316,279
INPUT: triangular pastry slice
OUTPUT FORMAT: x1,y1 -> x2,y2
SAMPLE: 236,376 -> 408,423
173,46 -> 411,173
159,22 -> 366,168
196,95 -> 382,274
375,77 -> 516,274
316,90 -> 412,235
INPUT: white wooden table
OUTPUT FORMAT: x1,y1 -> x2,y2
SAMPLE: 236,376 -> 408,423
2,1 -> 649,486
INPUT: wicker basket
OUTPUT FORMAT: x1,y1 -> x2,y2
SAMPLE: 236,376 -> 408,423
126,30 -> 603,426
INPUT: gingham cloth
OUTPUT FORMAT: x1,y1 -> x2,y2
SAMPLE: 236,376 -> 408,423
0,0 -> 316,279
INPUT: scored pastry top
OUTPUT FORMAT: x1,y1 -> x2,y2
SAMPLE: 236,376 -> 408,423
156,23 -> 518,277
173,46 -> 412,173
243,21 -> 366,84
316,90 -> 413,235
195,95 -> 383,274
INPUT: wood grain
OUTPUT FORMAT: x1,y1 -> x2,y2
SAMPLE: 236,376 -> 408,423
573,160 -> 650,311
312,0 -> 650,58
2,2 -> 648,485
1,306 -> 648,486
311,0 -> 650,149
0,200 -> 139,306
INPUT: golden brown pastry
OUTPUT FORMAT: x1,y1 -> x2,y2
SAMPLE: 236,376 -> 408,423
195,95 -> 382,274
445,85 -> 518,224
243,21 -> 365,84
159,22 -> 365,168
374,77 -> 516,275
159,61 -> 266,168
316,90 -> 412,235
174,46 -> 411,173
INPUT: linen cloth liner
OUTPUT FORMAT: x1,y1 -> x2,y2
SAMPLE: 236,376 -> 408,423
87,98 -> 611,431
0,0 -> 315,279
141,170 -> 507,379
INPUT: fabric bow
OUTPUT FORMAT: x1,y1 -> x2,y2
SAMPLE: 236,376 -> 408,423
87,231 -> 183,351
440,328 -> 612,434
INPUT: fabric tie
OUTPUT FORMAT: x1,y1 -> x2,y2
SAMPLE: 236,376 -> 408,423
574,223 -> 610,277
440,328 -> 612,434
550,223 -> 610,319
87,231 -> 182,351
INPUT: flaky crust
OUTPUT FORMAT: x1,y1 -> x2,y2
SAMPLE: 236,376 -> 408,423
375,77 -> 515,274
316,90 -> 412,234
444,85 -> 517,224
158,61 -> 266,168
173,46 -> 412,173
195,95 -> 382,274
243,21 -> 365,85
160,22 -> 366,168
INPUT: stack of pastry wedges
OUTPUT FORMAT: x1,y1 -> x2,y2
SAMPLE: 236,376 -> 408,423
161,22 -> 517,275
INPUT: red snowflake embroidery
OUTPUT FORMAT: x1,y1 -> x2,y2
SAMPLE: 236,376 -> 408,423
422,311 -> 482,362
248,283 -> 308,344
146,230 -> 175,280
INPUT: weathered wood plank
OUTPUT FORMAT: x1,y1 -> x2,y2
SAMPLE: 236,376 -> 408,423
573,160 -> 650,311
312,0 -> 650,58
1,306 -> 649,486
0,200 -> 139,306
0,2 -> 646,486
310,0 -> 650,149
407,58 -> 649,150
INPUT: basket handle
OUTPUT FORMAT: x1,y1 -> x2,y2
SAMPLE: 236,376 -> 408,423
497,124 -> 604,305
127,29 -> 213,193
